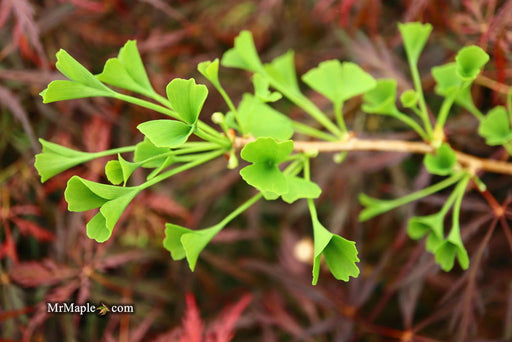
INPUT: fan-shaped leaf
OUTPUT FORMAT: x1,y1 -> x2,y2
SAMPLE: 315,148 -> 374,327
264,50 -> 301,95
134,138 -> 170,167
252,74 -> 282,102
137,119 -> 193,148
240,138 -> 293,195
221,31 -> 264,73
40,49 -> 114,102
362,79 -> 398,115
166,78 -> 208,125
237,94 -> 293,140
198,59 -> 221,88
311,218 -> 359,285
97,40 -> 154,96
478,106 -> 512,145
302,60 -> 376,108
34,139 -> 98,182
164,223 -> 222,271
400,90 -> 418,108
398,22 -> 432,64
423,143 -> 457,176
281,176 -> 321,204
455,45 -> 489,81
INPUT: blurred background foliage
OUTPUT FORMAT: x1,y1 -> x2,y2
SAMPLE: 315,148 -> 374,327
1,0 -> 512,341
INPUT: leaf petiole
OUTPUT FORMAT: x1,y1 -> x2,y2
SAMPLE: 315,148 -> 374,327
334,103 -> 347,134
194,125 -> 231,147
359,171 -> 467,221
391,109 -> 429,140
113,92 -> 179,118
140,149 -> 224,190
433,94 -> 457,145
266,78 -> 345,138
172,142 -> 225,155
218,192 -> 263,228
92,145 -> 137,158
407,59 -> 433,138
449,174 -> 470,233
291,121 -> 339,142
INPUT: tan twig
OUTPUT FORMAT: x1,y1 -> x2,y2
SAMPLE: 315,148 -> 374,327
233,137 -> 512,176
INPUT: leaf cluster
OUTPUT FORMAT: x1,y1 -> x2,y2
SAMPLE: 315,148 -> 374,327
34,22 -> 510,284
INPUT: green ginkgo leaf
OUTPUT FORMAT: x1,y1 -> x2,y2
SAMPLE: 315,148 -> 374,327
162,223 -> 190,260
407,213 -> 444,240
432,63 -> 479,114
137,120 -> 193,148
252,74 -> 282,102
163,223 -> 222,271
432,63 -> 462,96
86,213 -> 112,243
221,31 -> 264,73
407,214 -> 438,240
426,231 -> 444,253
398,22 -> 432,64
323,235 -> 360,281
64,176 -> 140,242
65,176 -> 138,211
197,59 -> 221,89
407,212 -> 446,252
281,176 -> 321,204
105,160 -> 123,185
362,79 -> 398,115
134,138 -> 170,168
400,90 -> 418,108
434,236 -> 469,271
237,94 -> 293,140
55,49 -> 111,89
34,139 -> 98,182
40,81 -> 114,103
166,78 -> 208,125
240,163 -> 288,194
478,106 -> 512,145
40,49 -> 114,103
240,137 -> 293,195
97,40 -> 154,96
105,154 -> 139,186
302,60 -> 376,109
311,218 -> 359,285
455,45 -> 489,81
264,50 -> 301,96
432,213 -> 469,271
240,137 -> 293,164
423,143 -> 457,176
91,192 -> 137,242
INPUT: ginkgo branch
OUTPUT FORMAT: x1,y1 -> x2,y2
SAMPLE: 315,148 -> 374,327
233,136 -> 512,175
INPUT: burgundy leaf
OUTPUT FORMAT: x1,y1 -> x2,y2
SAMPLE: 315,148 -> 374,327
8,204 -> 41,217
140,192 -> 192,221
180,293 -> 204,342
96,251 -> 150,270
10,260 -> 78,287
0,224 -> 18,262
206,294 -> 252,342
11,217 -> 55,242
0,85 -> 39,152
45,279 -> 80,302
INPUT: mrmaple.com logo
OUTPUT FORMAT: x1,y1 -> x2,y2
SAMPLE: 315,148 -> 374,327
47,302 -> 134,316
